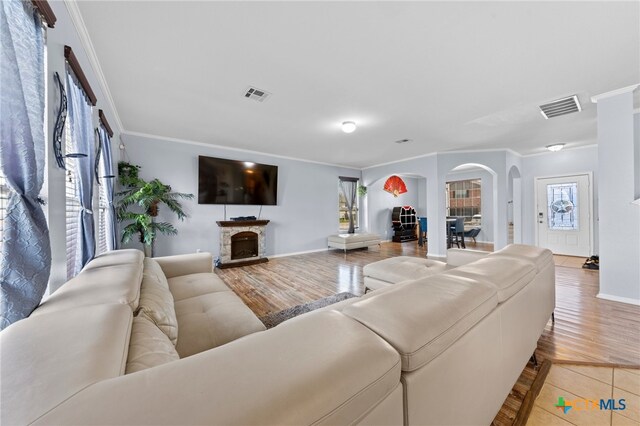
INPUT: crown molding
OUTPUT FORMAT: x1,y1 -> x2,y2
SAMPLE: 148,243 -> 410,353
64,0 -> 123,132
590,84 -> 639,103
121,131 -> 363,170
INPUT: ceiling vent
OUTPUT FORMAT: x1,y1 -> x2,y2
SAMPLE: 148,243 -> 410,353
244,86 -> 271,102
539,95 -> 581,119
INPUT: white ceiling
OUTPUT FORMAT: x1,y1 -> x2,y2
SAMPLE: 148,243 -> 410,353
75,1 -> 639,169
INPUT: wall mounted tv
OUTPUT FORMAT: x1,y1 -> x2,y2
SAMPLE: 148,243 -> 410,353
198,156 -> 278,205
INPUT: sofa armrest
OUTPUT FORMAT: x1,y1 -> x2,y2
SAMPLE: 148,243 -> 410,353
153,252 -> 213,278
446,248 -> 491,268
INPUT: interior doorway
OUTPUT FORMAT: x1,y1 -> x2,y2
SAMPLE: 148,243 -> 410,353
535,173 -> 593,256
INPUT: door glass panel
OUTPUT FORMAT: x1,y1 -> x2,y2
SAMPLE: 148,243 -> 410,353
547,183 -> 578,230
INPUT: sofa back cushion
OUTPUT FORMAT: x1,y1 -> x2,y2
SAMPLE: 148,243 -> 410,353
444,256 -> 536,303
136,258 -> 179,345
32,254 -> 144,316
126,316 -> 180,373
489,244 -> 553,272
0,304 -> 132,426
343,274 -> 498,372
82,249 -> 144,270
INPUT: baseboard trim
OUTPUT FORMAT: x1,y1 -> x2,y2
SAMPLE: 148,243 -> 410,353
596,293 -> 640,306
269,248 -> 328,259
427,254 -> 447,261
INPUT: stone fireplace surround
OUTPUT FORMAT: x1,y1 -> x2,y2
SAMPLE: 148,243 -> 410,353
216,220 -> 269,268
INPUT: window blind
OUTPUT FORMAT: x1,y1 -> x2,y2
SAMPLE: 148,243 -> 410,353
95,156 -> 108,256
0,173 -> 8,269
65,125 -> 82,279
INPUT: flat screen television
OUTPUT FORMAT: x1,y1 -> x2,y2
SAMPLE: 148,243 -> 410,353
198,156 -> 278,205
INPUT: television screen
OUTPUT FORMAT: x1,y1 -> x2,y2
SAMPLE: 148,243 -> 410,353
198,156 -> 278,205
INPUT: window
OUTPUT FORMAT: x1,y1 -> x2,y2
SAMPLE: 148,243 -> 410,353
95,154 -> 109,256
338,178 -> 359,232
0,172 -> 8,266
65,124 -> 82,279
446,179 -> 481,224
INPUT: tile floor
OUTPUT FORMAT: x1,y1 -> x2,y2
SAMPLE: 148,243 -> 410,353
526,365 -> 640,425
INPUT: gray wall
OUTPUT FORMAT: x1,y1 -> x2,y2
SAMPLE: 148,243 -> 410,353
595,92 -> 639,303
520,146 -> 599,253
121,134 -> 360,258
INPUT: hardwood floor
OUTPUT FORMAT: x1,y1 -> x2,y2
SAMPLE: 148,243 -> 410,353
214,242 -> 640,425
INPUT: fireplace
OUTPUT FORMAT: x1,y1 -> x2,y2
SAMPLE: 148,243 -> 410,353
231,231 -> 258,260
216,220 -> 270,268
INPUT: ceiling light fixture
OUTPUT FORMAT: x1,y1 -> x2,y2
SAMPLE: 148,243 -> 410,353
341,121 -> 356,134
546,143 -> 565,152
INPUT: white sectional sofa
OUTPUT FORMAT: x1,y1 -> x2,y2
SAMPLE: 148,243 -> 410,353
1,244 -> 554,425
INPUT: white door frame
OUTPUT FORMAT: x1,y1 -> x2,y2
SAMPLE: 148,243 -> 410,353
534,171 -> 594,256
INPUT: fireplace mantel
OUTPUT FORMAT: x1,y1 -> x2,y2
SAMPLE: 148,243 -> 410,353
216,220 -> 270,227
216,220 -> 269,269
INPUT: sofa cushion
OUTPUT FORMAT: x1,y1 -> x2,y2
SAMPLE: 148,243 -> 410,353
143,257 -> 170,288
174,291 -> 266,357
82,249 -> 144,270
343,274 -> 498,372
363,256 -> 447,285
32,262 -> 143,316
446,248 -> 491,267
489,244 -> 554,272
168,272 -> 230,302
136,259 -> 179,345
153,252 -> 213,279
0,304 -> 132,426
444,256 -> 536,303
125,316 -> 180,374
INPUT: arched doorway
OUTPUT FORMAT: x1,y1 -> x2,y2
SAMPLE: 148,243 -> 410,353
444,163 -> 498,249
365,173 -> 427,242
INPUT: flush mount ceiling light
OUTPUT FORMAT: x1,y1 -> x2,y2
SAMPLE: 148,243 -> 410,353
546,143 -> 566,152
341,121 -> 357,133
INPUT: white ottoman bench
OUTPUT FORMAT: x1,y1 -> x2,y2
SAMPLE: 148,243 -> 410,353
327,233 -> 381,253
363,256 -> 448,292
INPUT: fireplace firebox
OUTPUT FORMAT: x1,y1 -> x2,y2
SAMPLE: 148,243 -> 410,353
231,231 -> 258,260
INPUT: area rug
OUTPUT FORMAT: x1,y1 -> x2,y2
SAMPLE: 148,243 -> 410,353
514,360 -> 639,426
259,292 -> 358,329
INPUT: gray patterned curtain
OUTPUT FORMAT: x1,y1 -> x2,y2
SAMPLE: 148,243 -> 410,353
339,177 -> 358,234
98,125 -> 117,251
0,0 -> 50,329
66,69 -> 95,272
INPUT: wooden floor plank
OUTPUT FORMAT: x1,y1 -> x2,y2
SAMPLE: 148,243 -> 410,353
213,241 -> 640,425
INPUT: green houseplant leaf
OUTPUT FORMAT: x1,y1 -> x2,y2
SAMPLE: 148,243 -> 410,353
116,165 -> 194,256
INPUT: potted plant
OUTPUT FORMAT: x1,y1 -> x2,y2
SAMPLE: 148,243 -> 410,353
117,161 -> 142,187
117,174 -> 194,257
357,185 -> 368,197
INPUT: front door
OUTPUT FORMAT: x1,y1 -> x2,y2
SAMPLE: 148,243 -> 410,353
536,174 -> 592,257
